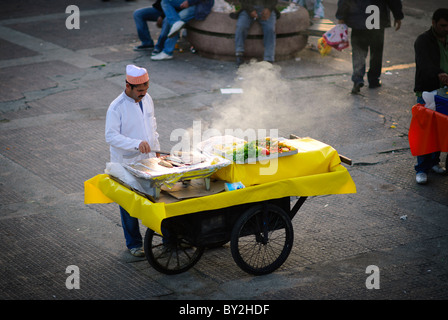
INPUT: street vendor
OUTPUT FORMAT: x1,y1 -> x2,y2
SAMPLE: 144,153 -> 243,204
413,8 -> 448,184
105,64 -> 161,257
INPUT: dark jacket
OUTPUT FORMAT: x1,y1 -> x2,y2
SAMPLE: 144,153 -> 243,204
240,0 -> 277,13
188,0 -> 215,20
336,0 -> 403,30
414,27 -> 446,93
153,0 -> 165,18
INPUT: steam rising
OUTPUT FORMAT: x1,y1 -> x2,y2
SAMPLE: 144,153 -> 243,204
169,61 -> 296,153
210,61 -> 294,133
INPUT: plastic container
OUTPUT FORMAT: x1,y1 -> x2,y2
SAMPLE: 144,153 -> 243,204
435,95 -> 448,116
225,182 -> 245,191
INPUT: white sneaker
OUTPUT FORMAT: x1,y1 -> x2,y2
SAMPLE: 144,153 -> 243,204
129,247 -> 145,257
431,165 -> 446,174
151,51 -> 173,61
416,172 -> 427,184
151,49 -> 161,56
168,21 -> 185,38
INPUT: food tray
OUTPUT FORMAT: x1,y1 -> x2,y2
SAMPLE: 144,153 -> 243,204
213,137 -> 298,164
123,153 -> 230,188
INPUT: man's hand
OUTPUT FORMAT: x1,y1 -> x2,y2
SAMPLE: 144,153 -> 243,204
439,73 -> 448,86
180,1 -> 189,9
394,19 -> 401,31
156,16 -> 163,28
261,8 -> 271,20
250,10 -> 257,19
138,141 -> 151,154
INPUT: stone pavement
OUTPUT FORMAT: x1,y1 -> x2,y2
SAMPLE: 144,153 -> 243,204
0,0 -> 447,303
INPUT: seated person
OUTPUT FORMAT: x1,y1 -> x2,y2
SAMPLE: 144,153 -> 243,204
294,0 -> 324,20
233,0 -> 279,66
133,0 -> 165,51
151,0 -> 214,60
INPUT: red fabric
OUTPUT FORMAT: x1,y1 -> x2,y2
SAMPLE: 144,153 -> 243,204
408,104 -> 448,156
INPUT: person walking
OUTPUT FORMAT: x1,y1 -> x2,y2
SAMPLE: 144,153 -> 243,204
336,0 -> 403,94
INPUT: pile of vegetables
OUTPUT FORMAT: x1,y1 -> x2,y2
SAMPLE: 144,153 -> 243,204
219,138 -> 296,162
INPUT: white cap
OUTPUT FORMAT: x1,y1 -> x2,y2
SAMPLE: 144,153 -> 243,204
126,65 -> 149,84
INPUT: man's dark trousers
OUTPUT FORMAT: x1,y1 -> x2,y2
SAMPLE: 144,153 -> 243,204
351,28 -> 385,86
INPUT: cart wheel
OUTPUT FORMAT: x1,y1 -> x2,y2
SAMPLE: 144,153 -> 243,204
144,228 -> 204,275
230,204 -> 294,275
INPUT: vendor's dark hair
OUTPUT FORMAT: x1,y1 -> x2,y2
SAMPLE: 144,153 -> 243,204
126,80 -> 137,89
126,80 -> 148,89
432,8 -> 448,22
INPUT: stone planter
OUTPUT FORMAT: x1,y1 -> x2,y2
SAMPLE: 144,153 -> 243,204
186,6 -> 310,61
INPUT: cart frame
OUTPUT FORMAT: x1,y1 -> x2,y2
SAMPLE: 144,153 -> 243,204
143,195 -> 308,275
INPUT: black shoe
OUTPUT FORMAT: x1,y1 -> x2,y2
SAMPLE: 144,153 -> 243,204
369,81 -> 382,89
351,82 -> 364,94
236,55 -> 244,66
133,44 -> 154,51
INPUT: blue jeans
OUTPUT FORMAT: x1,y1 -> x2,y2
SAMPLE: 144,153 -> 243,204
414,96 -> 441,173
133,7 -> 163,46
235,8 -> 276,62
415,152 -> 441,174
158,0 -> 196,55
155,18 -> 170,53
119,206 -> 142,250
155,17 -> 183,55
161,0 -> 196,25
297,0 -> 324,19
351,28 -> 384,85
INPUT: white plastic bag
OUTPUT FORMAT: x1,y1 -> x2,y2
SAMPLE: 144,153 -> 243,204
323,24 -> 349,51
212,0 -> 235,13
105,162 -> 144,191
422,90 -> 437,110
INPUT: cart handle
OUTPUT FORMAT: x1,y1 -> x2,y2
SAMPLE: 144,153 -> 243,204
289,134 -> 352,166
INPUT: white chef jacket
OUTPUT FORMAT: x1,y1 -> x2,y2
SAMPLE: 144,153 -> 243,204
105,91 -> 160,164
